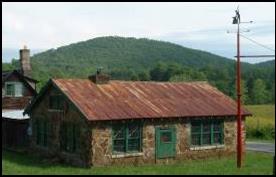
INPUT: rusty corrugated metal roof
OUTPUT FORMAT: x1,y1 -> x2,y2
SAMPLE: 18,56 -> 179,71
51,79 -> 251,121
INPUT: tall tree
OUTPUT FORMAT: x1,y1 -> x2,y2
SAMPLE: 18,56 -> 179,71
251,79 -> 269,104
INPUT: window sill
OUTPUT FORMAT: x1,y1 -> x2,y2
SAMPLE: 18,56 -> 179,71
190,144 -> 225,151
111,152 -> 143,158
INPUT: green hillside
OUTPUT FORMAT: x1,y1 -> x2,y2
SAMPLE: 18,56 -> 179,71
31,37 -> 234,71
2,36 -> 275,104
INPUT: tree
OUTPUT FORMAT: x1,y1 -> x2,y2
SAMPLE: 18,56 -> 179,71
130,71 -> 139,81
138,71 -> 150,81
241,79 -> 249,104
251,79 -> 269,104
164,63 -> 183,81
150,62 -> 167,81
169,74 -> 192,82
2,62 -> 15,71
169,71 -> 207,82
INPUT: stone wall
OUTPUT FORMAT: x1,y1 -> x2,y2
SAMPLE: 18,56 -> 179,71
29,85 -> 91,167
90,117 -> 246,167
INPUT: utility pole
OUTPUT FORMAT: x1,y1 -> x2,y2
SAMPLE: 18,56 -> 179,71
233,8 -> 242,168
232,8 -> 274,171
232,7 -> 252,168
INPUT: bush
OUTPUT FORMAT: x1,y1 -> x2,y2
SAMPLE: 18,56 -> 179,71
246,124 -> 275,140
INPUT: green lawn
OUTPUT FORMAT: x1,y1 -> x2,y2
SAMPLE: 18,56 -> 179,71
2,150 -> 274,175
245,105 -> 275,140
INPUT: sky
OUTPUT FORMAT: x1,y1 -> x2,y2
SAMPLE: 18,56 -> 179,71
2,2 -> 275,63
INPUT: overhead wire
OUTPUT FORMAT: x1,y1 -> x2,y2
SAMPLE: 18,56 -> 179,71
239,34 -> 275,52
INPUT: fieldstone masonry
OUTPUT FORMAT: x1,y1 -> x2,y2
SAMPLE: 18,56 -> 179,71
90,117 -> 245,167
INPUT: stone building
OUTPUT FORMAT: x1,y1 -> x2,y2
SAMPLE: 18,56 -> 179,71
2,46 -> 38,149
24,72 -> 251,167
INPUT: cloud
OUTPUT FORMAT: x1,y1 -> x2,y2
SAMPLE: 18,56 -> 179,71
2,2 -> 275,64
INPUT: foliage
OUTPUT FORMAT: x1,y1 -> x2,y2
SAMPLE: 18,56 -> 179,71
251,79 -> 270,104
2,61 -> 16,71
2,150 -> 274,175
245,105 -> 275,140
2,36 -> 275,104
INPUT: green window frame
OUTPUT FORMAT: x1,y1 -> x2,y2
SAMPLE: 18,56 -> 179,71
49,95 -> 64,110
112,122 -> 142,154
60,122 -> 80,153
191,119 -> 224,146
36,119 -> 50,147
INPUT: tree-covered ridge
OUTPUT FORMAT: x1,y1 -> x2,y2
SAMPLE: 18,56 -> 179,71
2,36 -> 275,104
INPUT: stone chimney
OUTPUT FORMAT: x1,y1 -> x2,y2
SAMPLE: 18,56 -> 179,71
19,45 -> 32,77
88,68 -> 110,84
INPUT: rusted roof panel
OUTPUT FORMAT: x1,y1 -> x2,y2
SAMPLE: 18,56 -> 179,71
52,79 -> 251,121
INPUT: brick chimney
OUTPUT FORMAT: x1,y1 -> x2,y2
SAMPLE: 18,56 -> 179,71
19,45 -> 32,77
88,68 -> 110,84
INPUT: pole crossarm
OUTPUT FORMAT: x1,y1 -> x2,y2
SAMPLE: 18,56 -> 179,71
234,55 -> 275,58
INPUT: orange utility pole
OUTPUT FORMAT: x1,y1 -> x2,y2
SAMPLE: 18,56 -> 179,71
232,7 -> 254,168
232,7 -> 247,168
236,14 -> 242,169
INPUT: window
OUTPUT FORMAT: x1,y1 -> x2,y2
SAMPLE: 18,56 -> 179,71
49,95 -> 64,110
213,121 -> 223,144
191,121 -> 201,146
160,131 -> 172,143
191,119 -> 224,146
5,82 -> 23,97
112,122 -> 142,153
61,122 -> 80,153
36,119 -> 50,147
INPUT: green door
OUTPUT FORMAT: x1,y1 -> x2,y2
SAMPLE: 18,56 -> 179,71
156,127 -> 176,159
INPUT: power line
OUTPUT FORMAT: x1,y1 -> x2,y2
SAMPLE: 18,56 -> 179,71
240,34 -> 275,52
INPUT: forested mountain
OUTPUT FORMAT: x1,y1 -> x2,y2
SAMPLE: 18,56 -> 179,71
254,60 -> 275,68
2,36 -> 275,104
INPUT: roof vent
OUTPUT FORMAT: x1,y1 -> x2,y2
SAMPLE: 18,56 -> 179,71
88,67 -> 110,84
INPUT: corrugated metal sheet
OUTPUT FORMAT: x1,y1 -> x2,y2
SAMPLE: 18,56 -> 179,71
53,79 -> 251,121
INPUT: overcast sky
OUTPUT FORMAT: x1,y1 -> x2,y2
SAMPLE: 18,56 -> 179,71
2,2 -> 275,63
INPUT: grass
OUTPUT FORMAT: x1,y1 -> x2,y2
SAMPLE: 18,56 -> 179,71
244,105 -> 275,140
2,150 -> 274,175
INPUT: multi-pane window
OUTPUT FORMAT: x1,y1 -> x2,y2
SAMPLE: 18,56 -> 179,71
191,122 -> 201,146
5,82 -> 23,97
112,122 -> 142,153
61,122 -> 80,153
113,126 -> 126,152
202,123 -> 211,145
213,121 -> 223,144
191,119 -> 224,146
49,95 -> 64,110
36,119 -> 50,147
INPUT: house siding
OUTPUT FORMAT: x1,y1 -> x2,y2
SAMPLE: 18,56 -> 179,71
2,73 -> 34,109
